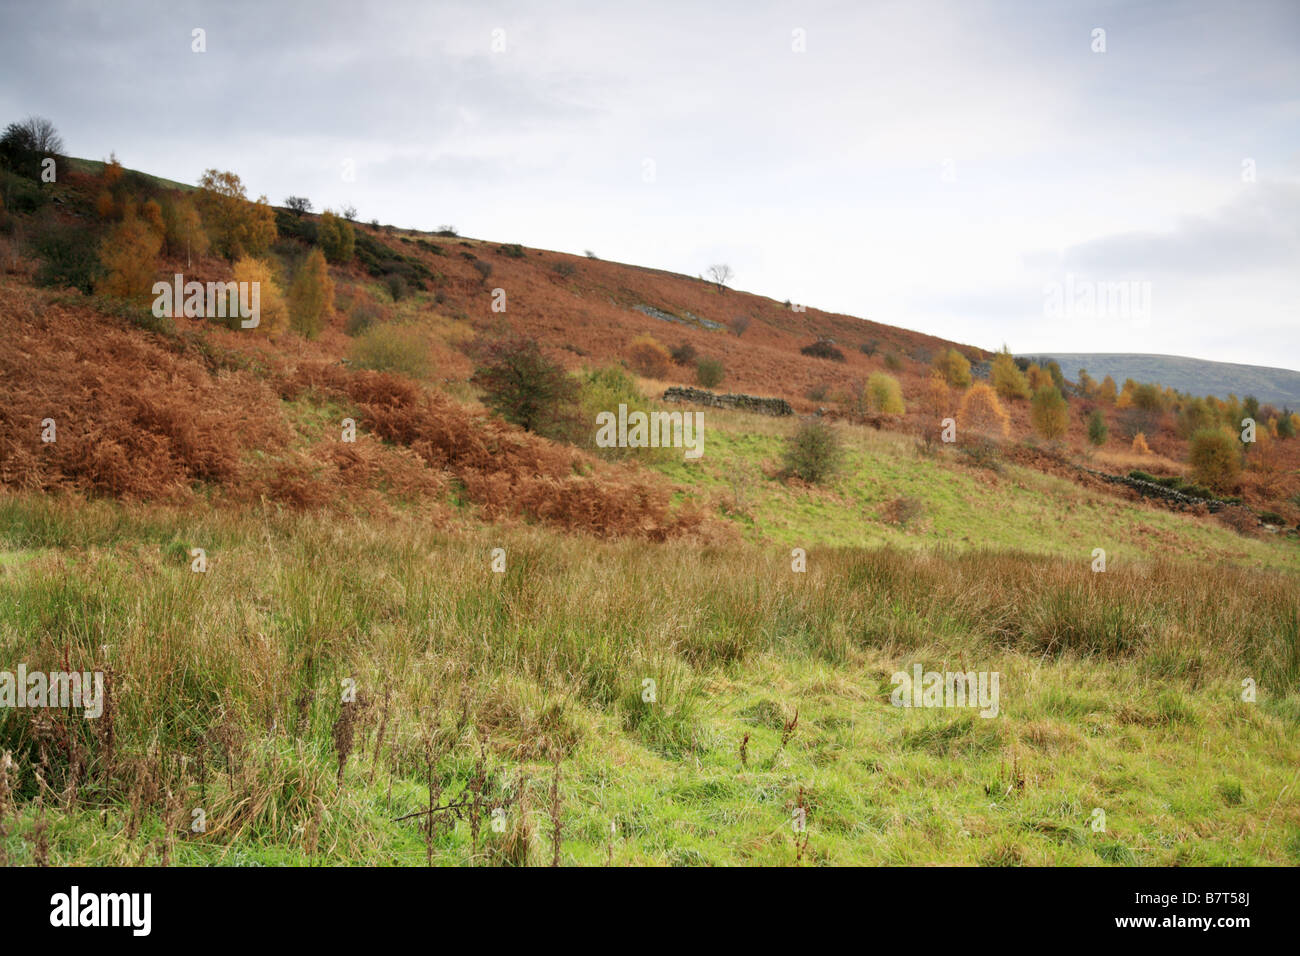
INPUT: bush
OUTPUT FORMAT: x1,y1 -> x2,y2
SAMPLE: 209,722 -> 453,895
1030,385 -> 1069,441
33,219 -> 98,293
670,342 -> 698,366
782,418 -> 843,484
472,259 -> 493,283
496,243 -> 526,258
866,372 -> 905,415
933,348 -> 972,388
1131,432 -> 1151,455
383,272 -> 408,301
472,335 -> 578,438
859,340 -> 878,356
344,299 -> 382,337
1189,429 -> 1242,494
1087,408 -> 1109,446
349,323 -> 432,379
695,356 -> 725,388
883,352 -> 903,371
552,261 -> 576,277
627,334 -> 672,378
801,338 -> 845,362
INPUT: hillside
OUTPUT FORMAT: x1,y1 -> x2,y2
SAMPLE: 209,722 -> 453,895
1024,353 -> 1300,409
0,150 -> 1298,868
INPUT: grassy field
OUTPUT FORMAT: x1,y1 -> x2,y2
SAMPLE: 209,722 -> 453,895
1,479 -> 1297,865
655,406 -> 1300,571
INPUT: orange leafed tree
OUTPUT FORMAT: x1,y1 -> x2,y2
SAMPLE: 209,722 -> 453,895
958,382 -> 1011,440
96,213 -> 162,301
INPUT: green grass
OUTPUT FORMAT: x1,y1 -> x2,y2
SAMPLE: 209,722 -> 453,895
655,408 -> 1299,571
0,494 -> 1296,866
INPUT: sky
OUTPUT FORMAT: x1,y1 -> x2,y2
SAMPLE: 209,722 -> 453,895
2,0 -> 1297,367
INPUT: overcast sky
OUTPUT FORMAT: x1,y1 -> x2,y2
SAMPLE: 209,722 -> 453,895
3,0 -> 1297,367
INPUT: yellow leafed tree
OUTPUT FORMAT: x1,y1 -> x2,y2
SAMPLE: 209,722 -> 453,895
232,255 -> 288,336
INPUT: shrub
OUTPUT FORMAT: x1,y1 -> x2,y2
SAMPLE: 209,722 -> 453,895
344,299 -> 382,337
801,338 -> 845,362
992,348 -> 1031,400
806,383 -> 829,402
627,334 -> 672,378
933,348 -> 972,388
670,342 -> 698,366
866,372 -> 905,415
552,261 -> 576,277
957,383 -> 1011,440
472,259 -> 493,283
695,356 -> 725,388
1131,432 -> 1151,455
782,418 -> 843,484
350,323 -> 432,379
1189,429 -> 1242,493
497,243 -> 526,258
472,335 -> 578,437
1030,385 -> 1069,441
383,272 -> 408,301
1087,408 -> 1109,446
883,351 -> 903,371
880,496 -> 925,528
859,340 -> 878,356
729,314 -> 751,337
33,219 -> 98,293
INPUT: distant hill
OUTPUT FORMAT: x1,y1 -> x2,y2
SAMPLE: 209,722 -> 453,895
1021,353 -> 1300,409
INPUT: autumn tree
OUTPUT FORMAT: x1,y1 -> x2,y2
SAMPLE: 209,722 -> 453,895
1030,385 -> 1069,441
96,212 -> 162,302
196,169 -> 277,260
161,194 -> 209,267
866,372 -> 906,415
958,382 -> 1011,440
231,255 -> 288,335
1188,428 -> 1242,494
991,347 -> 1031,401
933,348 -> 972,388
1098,375 -> 1117,404
289,248 -> 334,339
317,210 -> 355,264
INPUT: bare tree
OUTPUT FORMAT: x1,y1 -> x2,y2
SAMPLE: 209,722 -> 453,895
284,195 -> 313,216
9,116 -> 64,154
729,314 -> 751,337
707,263 -> 733,292
341,203 -> 358,220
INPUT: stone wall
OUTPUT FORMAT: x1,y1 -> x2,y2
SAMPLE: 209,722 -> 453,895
661,386 -> 793,417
